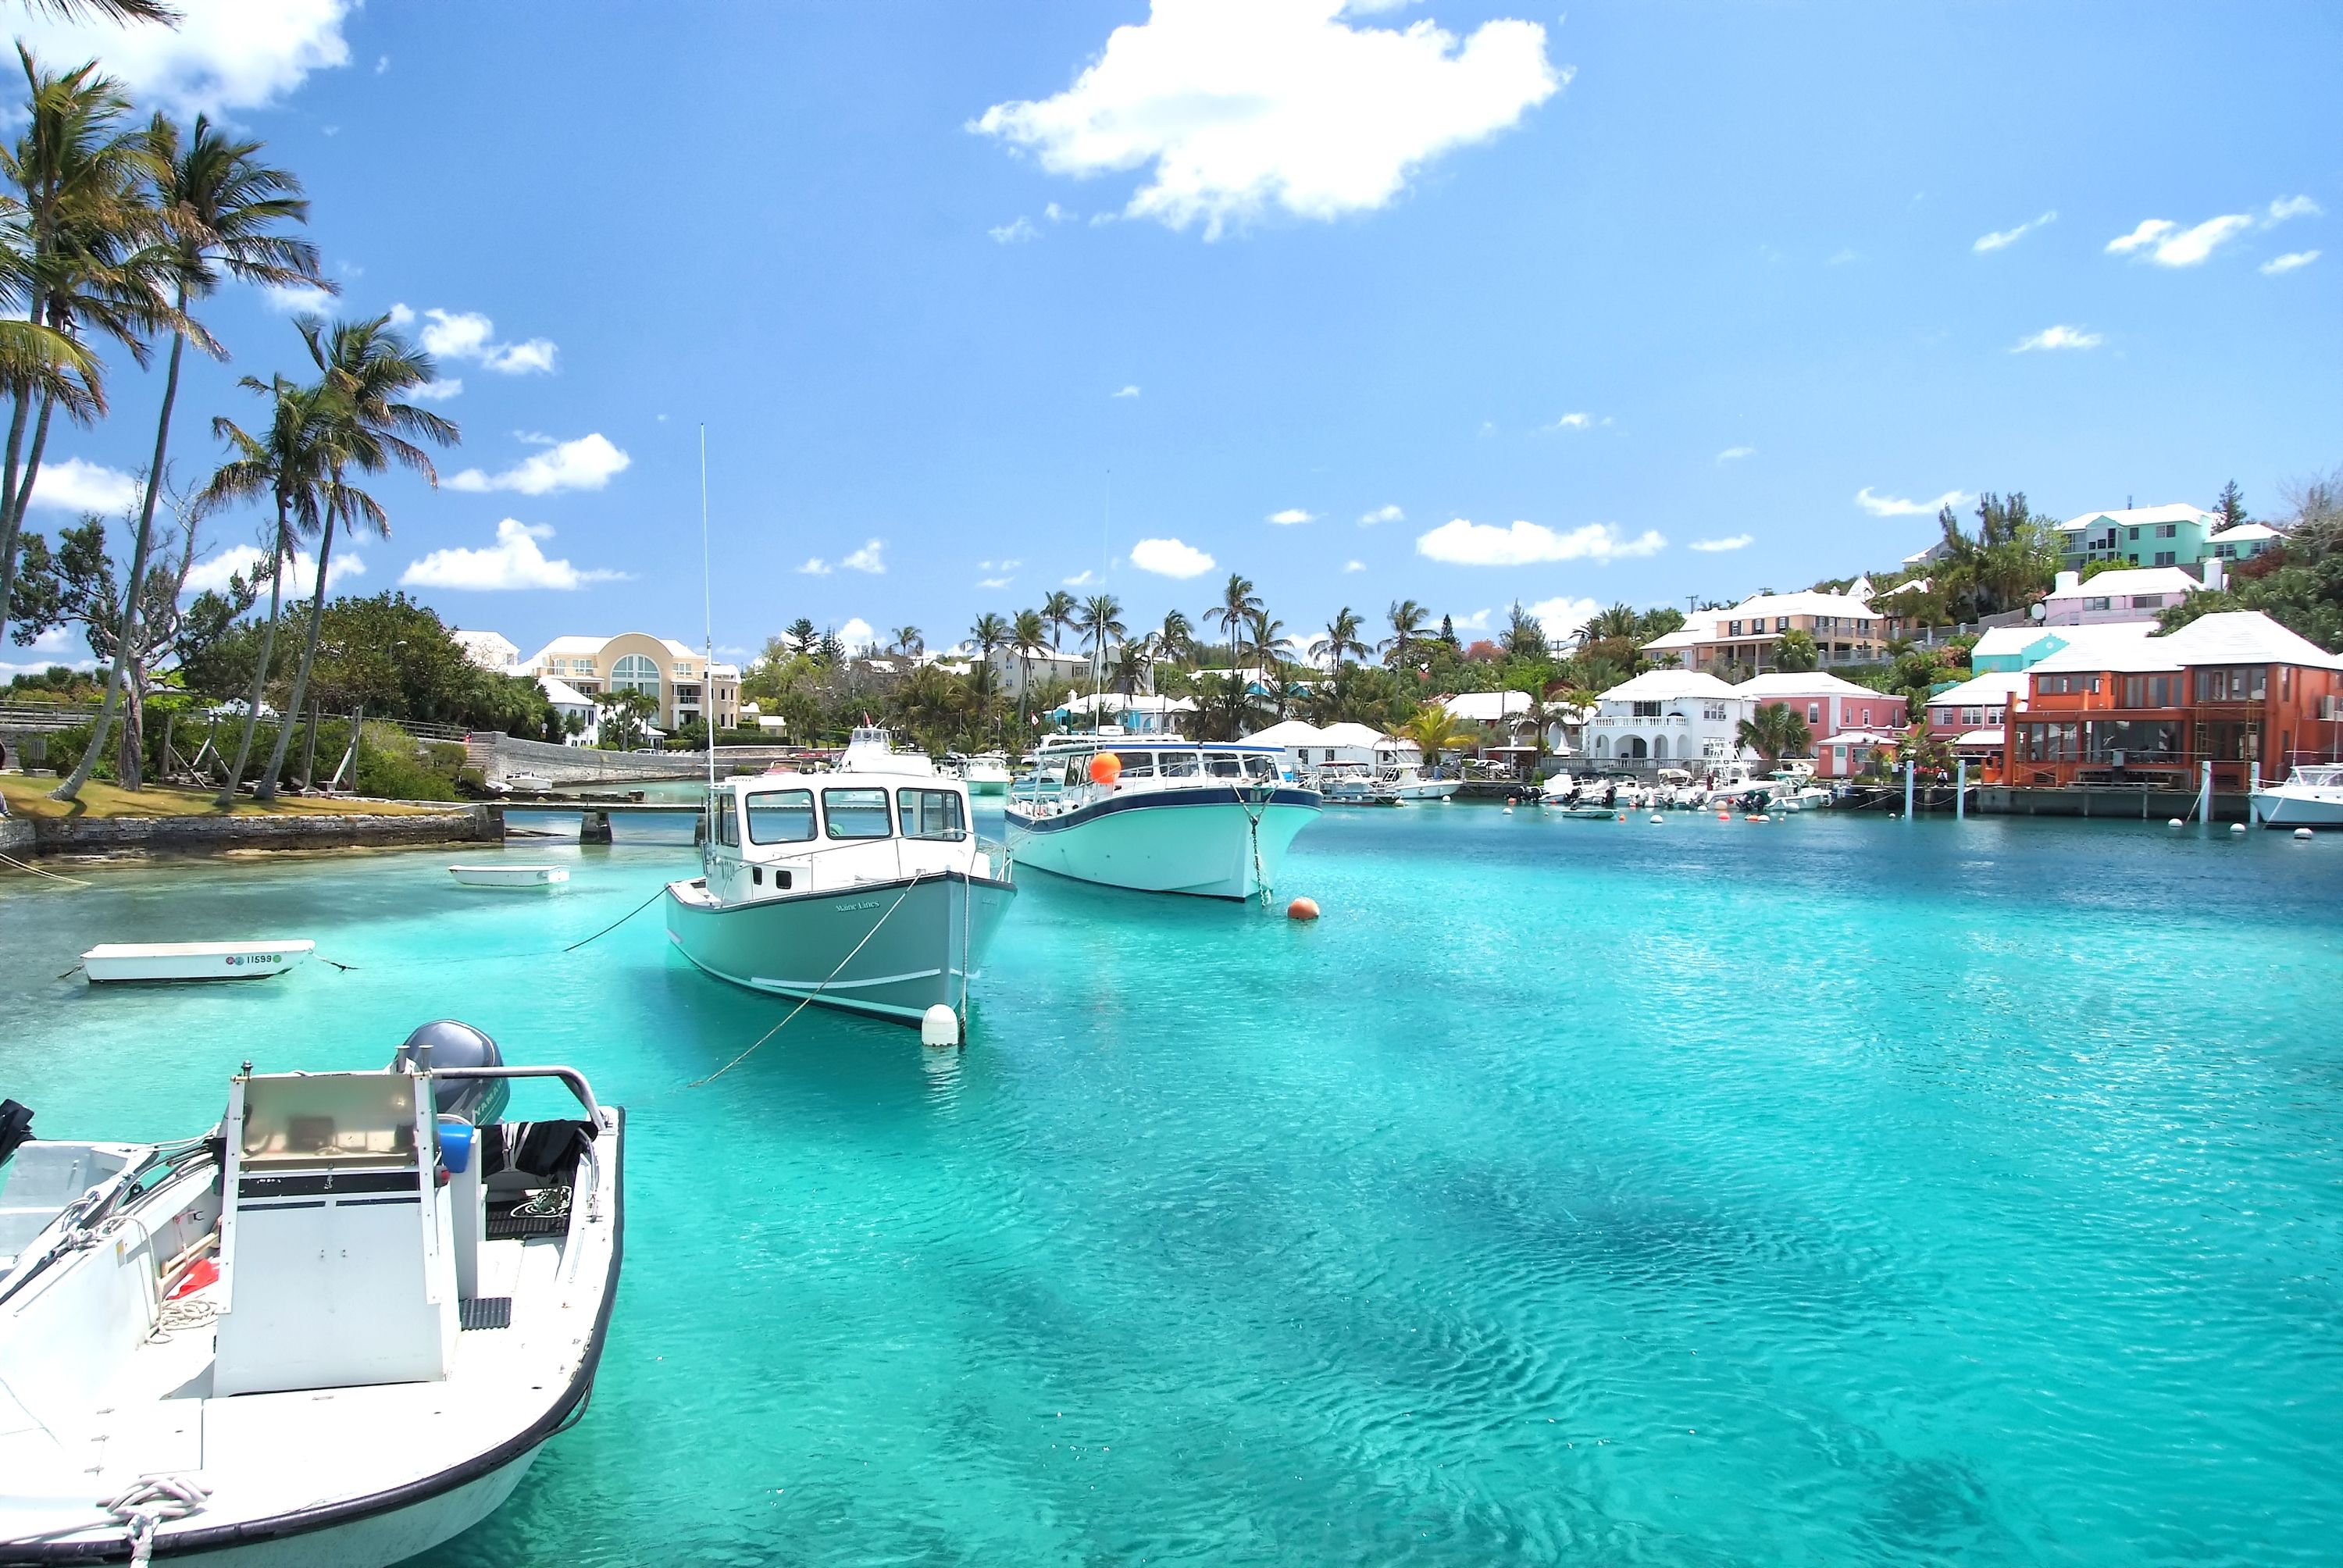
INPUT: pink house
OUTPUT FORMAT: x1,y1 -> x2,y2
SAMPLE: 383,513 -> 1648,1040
1738,672 -> 1908,779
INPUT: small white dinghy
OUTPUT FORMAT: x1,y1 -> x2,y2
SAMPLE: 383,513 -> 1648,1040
0,1022 -> 624,1568
448,864 -> 570,889
80,940 -> 315,984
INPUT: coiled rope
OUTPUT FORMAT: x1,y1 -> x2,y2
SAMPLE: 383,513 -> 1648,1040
104,1475 -> 209,1566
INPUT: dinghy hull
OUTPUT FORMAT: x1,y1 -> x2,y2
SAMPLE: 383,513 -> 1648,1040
80,942 -> 314,983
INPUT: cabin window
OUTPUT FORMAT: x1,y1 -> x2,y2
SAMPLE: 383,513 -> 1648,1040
1158,750 -> 1201,779
712,790 -> 739,846
1204,751 -> 1245,779
897,789 -> 966,839
1113,751 -> 1157,778
821,787 -> 893,839
1243,754 -> 1278,781
746,789 -> 815,844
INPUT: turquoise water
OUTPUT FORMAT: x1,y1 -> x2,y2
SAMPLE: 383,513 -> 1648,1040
4,807 -> 2341,1566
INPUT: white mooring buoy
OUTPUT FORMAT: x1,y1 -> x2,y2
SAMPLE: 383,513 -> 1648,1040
2229,822 -> 2247,836
921,1003 -> 961,1048
2167,818 -> 2184,829
2295,827 -> 2314,841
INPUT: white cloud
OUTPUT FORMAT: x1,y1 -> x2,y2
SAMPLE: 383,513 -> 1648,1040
1064,568 -> 1098,587
13,0 -> 353,116
990,216 -> 1040,244
840,540 -> 886,574
1526,596 -> 1599,640
1827,248 -> 1859,266
978,576 -> 1014,590
1130,536 -> 1215,578
797,558 -> 832,576
387,303 -> 414,326
184,543 -> 362,598
1974,209 -> 2056,252
2266,195 -> 2321,225
1043,202 -> 1072,223
262,282 -> 334,314
1542,412 -> 1593,433
1111,384 -> 1141,398
972,0 -> 1564,239
1449,608 -> 1492,633
1716,444 -> 1755,463
448,433 -> 629,496
398,519 -> 627,592
1343,559 -> 1364,572
27,458 -> 137,514
2262,250 -> 2319,275
1414,517 -> 1665,566
409,379 -> 463,402
1689,533 -> 1754,552
1359,503 -> 1403,526
1856,486 -> 1966,518
836,618 -> 876,653
2013,323 -> 2102,352
412,307 -> 558,376
1268,508 -> 1315,525
2106,213 -> 2252,266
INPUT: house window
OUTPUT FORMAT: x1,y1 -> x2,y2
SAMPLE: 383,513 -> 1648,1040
1776,617 -> 1790,633
2194,667 -> 2268,703
672,661 -> 694,677
1632,700 -> 1663,718
1961,707 -> 1982,725
610,654 -> 661,693
2127,526 -> 2140,540
1703,704 -> 1727,721
2084,597 -> 2111,612
1807,703 -> 1821,723
2156,523 -> 2178,538
1728,621 -> 1743,636
2151,553 -> 2175,568
2132,593 -> 2165,608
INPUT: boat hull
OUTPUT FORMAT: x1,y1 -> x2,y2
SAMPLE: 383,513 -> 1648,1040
80,942 -> 315,983
448,865 -> 570,889
1005,787 -> 1320,900
2252,788 -> 2343,827
664,871 -> 1017,1024
1386,780 -> 1459,801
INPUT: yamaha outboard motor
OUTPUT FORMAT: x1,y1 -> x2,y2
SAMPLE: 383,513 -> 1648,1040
391,1021 -> 510,1127
0,1099 -> 30,1167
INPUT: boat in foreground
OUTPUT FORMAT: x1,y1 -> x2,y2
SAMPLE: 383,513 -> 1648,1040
0,1022 -> 622,1567
448,864 -> 570,889
664,728 -> 1017,1027
2251,763 -> 2343,828
80,940 -> 315,984
1006,736 -> 1321,900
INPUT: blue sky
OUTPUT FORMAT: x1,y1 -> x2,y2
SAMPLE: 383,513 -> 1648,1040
11,0 -> 2338,672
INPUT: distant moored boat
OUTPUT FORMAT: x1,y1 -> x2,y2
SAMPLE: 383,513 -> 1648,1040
80,940 -> 315,983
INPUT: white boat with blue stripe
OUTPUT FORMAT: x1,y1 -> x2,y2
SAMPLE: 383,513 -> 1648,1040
1005,736 -> 1321,900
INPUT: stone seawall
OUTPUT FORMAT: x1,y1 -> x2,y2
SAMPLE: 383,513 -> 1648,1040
0,818 -> 31,857
24,805 -> 494,857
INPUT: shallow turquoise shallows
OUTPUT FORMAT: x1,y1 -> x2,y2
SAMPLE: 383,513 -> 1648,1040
5,807 -> 2342,1566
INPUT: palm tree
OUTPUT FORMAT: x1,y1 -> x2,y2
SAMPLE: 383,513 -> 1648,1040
17,2 -> 182,20
1393,701 -> 1471,772
1209,572 -> 1260,673
965,611 -> 1009,745
1771,628 -> 1819,673
1040,589 -> 1075,652
53,111 -> 323,804
200,374 -> 328,804
1736,701 -> 1813,764
1247,608 -> 1289,716
1382,597 -> 1427,666
1075,592 -> 1124,687
1156,606 -> 1193,667
888,624 -> 923,656
1009,607 -> 1046,733
1583,601 -> 1642,642
0,48 -> 177,654
255,315 -> 455,800
1309,606 -> 1368,673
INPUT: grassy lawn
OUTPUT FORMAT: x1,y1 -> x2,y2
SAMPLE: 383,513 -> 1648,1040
2,775 -> 453,821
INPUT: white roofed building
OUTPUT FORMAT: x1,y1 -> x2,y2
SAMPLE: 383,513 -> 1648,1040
2206,521 -> 2283,563
449,629 -> 518,672
2040,566 -> 2205,626
1639,590 -> 1884,672
515,633 -> 740,732
1738,671 -> 1910,746
2056,504 -> 2218,572
1585,669 -> 1755,772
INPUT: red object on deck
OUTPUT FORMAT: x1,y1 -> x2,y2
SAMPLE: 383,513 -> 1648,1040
169,1256 -> 219,1299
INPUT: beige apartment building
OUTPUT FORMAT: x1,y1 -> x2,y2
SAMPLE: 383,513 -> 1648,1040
515,633 -> 741,732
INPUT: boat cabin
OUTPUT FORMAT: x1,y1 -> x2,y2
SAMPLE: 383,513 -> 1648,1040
703,768 -> 990,904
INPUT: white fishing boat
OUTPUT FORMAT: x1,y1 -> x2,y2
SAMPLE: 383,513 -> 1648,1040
2251,763 -> 2343,828
1378,762 -> 1459,801
961,754 -> 1011,796
1005,736 -> 1321,900
0,1023 -> 622,1568
80,940 -> 315,984
448,864 -> 571,889
663,729 -> 1016,1028
1309,760 -> 1396,807
505,772 -> 553,793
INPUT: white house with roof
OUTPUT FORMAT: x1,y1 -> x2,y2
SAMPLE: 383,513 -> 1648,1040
1585,669 -> 1754,769
1970,618 -> 2157,672
2039,565 -> 2208,627
1924,670 -> 2028,740
2206,521 -> 2283,563
538,675 -> 599,745
449,629 -> 518,672
2056,504 -> 2219,571
1639,590 -> 1883,671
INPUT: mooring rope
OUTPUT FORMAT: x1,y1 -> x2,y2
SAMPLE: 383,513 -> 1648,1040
690,871 -> 929,1087
0,851 -> 91,889
562,882 -> 671,953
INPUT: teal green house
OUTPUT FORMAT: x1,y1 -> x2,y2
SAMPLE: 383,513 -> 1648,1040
2056,504 -> 2216,571
2208,522 -> 2282,562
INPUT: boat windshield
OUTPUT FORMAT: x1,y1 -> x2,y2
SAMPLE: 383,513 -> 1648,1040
1203,751 -> 1245,779
897,787 -> 966,840
1113,751 -> 1157,778
1244,754 -> 1278,781
747,789 -> 815,844
822,787 -> 893,839
1157,750 -> 1200,779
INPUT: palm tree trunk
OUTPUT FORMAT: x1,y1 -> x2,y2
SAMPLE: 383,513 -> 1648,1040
53,311 -> 189,803
256,492 -> 336,800
0,391 -> 57,654
217,494 -> 294,808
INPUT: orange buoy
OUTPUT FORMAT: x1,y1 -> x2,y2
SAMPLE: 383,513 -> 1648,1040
1287,896 -> 1321,921
1717,810 -> 1731,821
1614,812 -> 1625,822
1088,751 -> 1122,786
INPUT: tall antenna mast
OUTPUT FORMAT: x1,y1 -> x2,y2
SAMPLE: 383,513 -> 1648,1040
700,424 -> 716,849
1090,469 -> 1110,725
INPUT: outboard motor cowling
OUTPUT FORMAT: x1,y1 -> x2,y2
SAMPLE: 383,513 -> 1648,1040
391,1021 -> 510,1127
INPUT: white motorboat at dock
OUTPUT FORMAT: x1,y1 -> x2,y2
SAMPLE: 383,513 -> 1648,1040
80,940 -> 315,984
664,728 -> 1017,1028
2251,763 -> 2343,828
0,1022 -> 622,1568
448,864 -> 571,889
1006,735 -> 1321,900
